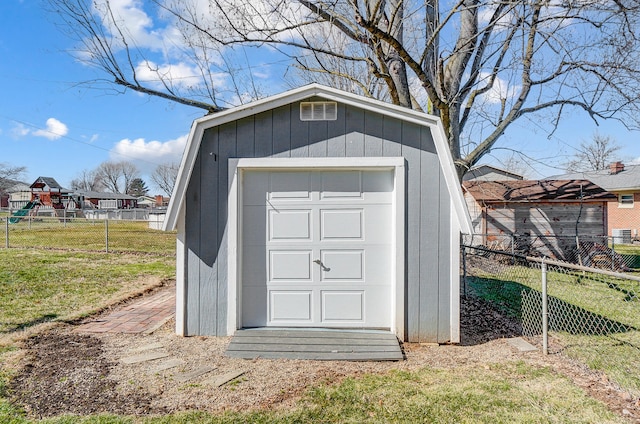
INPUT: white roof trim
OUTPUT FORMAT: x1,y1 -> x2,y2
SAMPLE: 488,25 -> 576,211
163,83 -> 472,234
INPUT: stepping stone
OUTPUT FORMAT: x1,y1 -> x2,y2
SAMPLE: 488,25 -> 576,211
148,358 -> 185,374
129,342 -> 165,353
506,337 -> 538,352
205,370 -> 246,387
121,351 -> 170,364
174,365 -> 217,383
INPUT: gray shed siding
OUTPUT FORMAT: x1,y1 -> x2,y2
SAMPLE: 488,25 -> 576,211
183,100 -> 452,343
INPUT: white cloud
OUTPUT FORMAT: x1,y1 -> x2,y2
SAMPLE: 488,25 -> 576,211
94,0 -> 167,51
11,123 -> 30,138
13,118 -> 68,140
135,61 -> 207,91
110,134 -> 187,174
32,118 -> 69,140
478,72 -> 519,104
478,3 -> 514,29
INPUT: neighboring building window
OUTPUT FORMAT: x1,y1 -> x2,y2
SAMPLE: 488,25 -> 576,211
618,194 -> 634,208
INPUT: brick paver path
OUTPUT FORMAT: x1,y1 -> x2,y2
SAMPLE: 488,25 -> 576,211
77,288 -> 174,334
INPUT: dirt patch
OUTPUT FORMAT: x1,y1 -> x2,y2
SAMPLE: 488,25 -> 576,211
6,296 -> 640,421
9,333 -> 163,418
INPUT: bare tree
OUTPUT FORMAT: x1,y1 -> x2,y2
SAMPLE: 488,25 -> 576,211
0,163 -> 27,197
95,161 -> 140,194
48,0 -> 640,179
151,162 -> 179,197
69,169 -> 104,191
565,132 -> 621,172
498,153 -> 529,179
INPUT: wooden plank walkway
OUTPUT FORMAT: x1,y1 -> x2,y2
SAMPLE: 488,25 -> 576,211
225,328 -> 403,361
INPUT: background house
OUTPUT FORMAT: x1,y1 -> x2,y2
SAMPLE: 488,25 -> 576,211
462,164 -> 524,182
552,162 -> 640,240
163,84 -> 472,344
463,179 -> 615,259
76,191 -> 138,209
2,180 -> 30,209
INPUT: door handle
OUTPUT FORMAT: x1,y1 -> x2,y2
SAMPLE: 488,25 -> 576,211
313,259 -> 330,272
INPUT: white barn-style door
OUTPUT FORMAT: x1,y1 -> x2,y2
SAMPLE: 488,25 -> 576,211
241,169 -> 394,329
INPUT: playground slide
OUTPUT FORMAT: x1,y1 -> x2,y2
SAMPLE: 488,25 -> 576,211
9,201 -> 38,224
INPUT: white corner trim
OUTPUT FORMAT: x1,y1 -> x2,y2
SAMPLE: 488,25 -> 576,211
163,121 -> 202,231
227,159 -> 240,335
227,157 -> 405,338
432,121 -> 473,235
393,161 -> 406,340
175,210 -> 186,336
450,200 -> 461,344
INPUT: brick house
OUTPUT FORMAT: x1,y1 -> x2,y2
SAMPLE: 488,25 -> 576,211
552,162 -> 640,239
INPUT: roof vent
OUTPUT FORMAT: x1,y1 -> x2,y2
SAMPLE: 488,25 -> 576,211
300,102 -> 337,121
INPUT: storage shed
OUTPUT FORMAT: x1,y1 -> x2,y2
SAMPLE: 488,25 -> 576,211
163,84 -> 472,343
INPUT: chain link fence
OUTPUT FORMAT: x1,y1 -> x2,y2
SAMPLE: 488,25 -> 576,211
0,216 -> 175,255
466,233 -> 640,271
462,240 -> 640,396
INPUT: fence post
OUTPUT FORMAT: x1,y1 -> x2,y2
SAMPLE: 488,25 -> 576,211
462,245 -> 467,297
541,258 -> 548,355
4,219 -> 8,248
610,236 -> 615,271
511,234 -> 516,265
105,219 -> 109,253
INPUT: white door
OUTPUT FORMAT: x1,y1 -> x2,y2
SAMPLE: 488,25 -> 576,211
241,169 -> 394,328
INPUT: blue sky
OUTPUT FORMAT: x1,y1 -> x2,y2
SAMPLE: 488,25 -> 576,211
1,0 -> 204,193
1,0 -> 639,192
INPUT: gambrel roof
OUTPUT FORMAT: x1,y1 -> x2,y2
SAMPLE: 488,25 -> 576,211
163,83 -> 472,233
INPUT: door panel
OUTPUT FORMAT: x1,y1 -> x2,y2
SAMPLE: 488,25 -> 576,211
269,250 -> 312,281
320,209 -> 363,240
269,209 -> 311,240
321,291 -> 364,321
320,250 -> 364,281
270,291 -> 312,322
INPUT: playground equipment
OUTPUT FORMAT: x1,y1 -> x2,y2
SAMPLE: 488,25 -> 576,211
8,201 -> 39,223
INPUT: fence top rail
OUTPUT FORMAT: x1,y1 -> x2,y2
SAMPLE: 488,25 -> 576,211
464,244 -> 640,284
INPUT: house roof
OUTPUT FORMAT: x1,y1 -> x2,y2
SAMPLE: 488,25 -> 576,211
1,179 -> 30,193
549,163 -> 640,191
163,83 -> 472,233
463,179 -> 616,202
76,191 -> 137,200
30,176 -> 65,191
462,164 -> 524,181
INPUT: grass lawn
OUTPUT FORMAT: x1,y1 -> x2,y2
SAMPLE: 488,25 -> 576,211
1,219 -> 176,254
468,259 -> 640,396
0,238 -> 632,422
0,249 -> 175,335
0,362 -> 626,423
